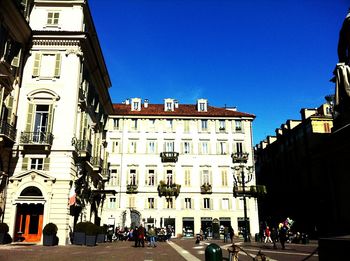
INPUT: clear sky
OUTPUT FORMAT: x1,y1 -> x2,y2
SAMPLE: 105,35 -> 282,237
89,0 -> 349,145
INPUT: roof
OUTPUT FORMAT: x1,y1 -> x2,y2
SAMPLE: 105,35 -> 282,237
112,104 -> 255,118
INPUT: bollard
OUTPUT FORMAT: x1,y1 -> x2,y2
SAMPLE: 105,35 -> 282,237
205,243 -> 222,261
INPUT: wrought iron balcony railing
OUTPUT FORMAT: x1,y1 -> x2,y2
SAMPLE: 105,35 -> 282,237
101,168 -> 110,181
157,180 -> 181,198
200,184 -> 212,194
126,184 -> 138,194
73,139 -> 92,157
20,131 -> 53,145
90,156 -> 103,169
233,185 -> 267,198
160,152 -> 179,163
0,120 -> 16,142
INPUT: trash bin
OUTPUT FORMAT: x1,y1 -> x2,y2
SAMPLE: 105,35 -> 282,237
205,243 -> 222,261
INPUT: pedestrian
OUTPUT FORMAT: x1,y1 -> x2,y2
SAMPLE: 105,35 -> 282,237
279,224 -> 288,250
271,227 -> 278,249
148,225 -> 156,247
264,226 -> 272,243
138,224 -> 145,247
229,225 -> 234,243
133,226 -> 139,247
223,226 -> 229,243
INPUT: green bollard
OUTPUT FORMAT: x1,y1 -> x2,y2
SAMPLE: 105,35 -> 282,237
205,243 -> 223,261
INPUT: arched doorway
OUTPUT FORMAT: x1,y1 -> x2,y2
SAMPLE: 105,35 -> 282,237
14,186 -> 44,242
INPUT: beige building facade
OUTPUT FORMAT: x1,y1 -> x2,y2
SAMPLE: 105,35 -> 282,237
102,98 -> 260,238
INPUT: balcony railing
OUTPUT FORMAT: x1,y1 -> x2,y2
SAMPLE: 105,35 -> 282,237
126,184 -> 138,194
73,139 -> 92,158
101,168 -> 110,181
160,152 -> 179,163
233,185 -> 267,198
157,180 -> 181,198
200,184 -> 212,194
0,120 -> 16,142
90,156 -> 103,170
20,131 -> 53,146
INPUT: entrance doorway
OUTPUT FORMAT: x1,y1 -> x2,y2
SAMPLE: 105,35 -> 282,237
15,203 -> 44,242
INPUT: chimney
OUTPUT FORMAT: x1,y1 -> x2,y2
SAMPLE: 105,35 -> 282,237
144,99 -> 149,108
174,100 -> 179,108
125,99 -> 130,105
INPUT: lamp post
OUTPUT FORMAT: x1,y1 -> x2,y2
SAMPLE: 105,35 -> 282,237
232,152 -> 253,243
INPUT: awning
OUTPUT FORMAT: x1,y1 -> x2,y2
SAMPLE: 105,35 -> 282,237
14,196 -> 46,205
183,217 -> 194,221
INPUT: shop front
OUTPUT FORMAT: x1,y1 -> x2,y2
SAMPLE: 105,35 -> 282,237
182,217 -> 194,237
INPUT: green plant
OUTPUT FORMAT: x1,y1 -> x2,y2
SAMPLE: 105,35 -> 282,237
0,223 -> 9,233
85,222 -> 98,236
75,221 -> 89,233
43,223 -> 58,235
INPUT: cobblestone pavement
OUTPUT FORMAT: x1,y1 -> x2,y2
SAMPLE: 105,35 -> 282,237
0,237 -> 319,261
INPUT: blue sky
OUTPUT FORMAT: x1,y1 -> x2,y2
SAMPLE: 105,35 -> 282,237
89,0 -> 349,145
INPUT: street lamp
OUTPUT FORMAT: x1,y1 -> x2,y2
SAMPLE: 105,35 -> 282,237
231,152 -> 253,242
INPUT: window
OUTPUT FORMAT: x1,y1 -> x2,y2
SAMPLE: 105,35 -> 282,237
166,102 -> 172,111
129,169 -> 137,185
219,141 -> 227,155
199,103 -> 206,111
235,142 -> 243,154
219,120 -> 226,131
184,169 -> 191,186
108,198 -> 116,209
129,140 -> 137,153
222,198 -> 229,210
221,170 -> 228,186
166,170 -> 173,186
133,101 -> 140,111
30,158 -> 43,170
148,140 -> 156,153
202,170 -> 210,185
184,120 -> 190,133
235,120 -> 242,131
164,141 -> 174,152
185,198 -> 192,209
324,123 -> 331,133
166,198 -> 173,209
128,197 -> 135,208
148,198 -> 155,209
201,120 -> 208,131
112,140 -> 120,153
131,119 -> 138,130
32,53 -> 61,78
109,169 -> 118,186
201,142 -> 209,154
113,119 -> 119,130
47,12 -> 59,25
183,141 -> 190,154
204,198 -> 210,209
166,119 -> 173,129
147,169 -> 155,186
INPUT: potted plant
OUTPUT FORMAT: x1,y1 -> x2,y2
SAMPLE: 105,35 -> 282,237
96,225 -> 107,243
0,223 -> 11,244
42,223 -> 58,246
85,222 -> 98,246
73,221 -> 88,245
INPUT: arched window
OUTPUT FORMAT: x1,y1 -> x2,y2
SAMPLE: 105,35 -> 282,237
20,186 -> 43,196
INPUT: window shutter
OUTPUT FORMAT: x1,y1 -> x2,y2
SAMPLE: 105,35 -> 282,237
47,104 -> 54,133
54,53 -> 61,77
22,157 -> 29,170
200,171 -> 203,185
198,143 -> 202,154
25,103 -> 34,132
43,157 -> 50,171
210,199 -> 213,210
5,96 -> 14,124
11,49 -> 21,67
136,169 -> 139,185
32,53 -> 41,77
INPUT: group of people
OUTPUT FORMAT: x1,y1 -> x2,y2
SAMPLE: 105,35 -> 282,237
259,218 -> 293,249
223,225 -> 235,243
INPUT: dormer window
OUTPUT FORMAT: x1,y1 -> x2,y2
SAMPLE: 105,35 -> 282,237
197,99 -> 208,112
47,12 -> 60,26
164,98 -> 175,111
131,98 -> 142,111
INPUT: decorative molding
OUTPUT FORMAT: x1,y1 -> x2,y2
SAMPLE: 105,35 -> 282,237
32,39 -> 80,47
65,47 -> 83,57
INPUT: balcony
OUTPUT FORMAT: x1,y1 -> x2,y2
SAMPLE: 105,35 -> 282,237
126,184 -> 138,194
233,185 -> 267,198
20,131 -> 53,151
0,120 -> 16,144
101,168 -> 110,181
89,156 -> 103,172
160,152 -> 179,163
73,139 -> 92,159
157,180 -> 181,198
200,184 -> 212,194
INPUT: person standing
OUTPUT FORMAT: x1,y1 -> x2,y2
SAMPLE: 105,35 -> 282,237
271,227 -> 278,249
223,226 -> 229,243
133,226 -> 139,247
279,224 -> 288,250
138,224 -> 145,247
264,226 -> 272,243
229,225 -> 234,243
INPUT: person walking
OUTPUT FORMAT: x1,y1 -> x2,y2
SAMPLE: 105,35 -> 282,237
229,225 -> 234,243
223,226 -> 229,243
279,224 -> 288,250
264,226 -> 272,243
271,227 -> 278,249
133,226 -> 139,247
148,225 -> 156,247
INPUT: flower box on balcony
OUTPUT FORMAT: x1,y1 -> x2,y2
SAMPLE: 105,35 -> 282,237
157,180 -> 181,198
126,184 -> 138,194
200,184 -> 212,194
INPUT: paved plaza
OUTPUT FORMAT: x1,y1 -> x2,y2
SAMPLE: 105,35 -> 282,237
0,237 -> 319,261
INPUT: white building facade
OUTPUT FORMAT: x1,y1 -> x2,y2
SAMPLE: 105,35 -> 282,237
3,0 -> 113,245
102,98 -> 259,238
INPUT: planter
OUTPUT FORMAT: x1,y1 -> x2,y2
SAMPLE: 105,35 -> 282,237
73,232 -> 86,245
85,235 -> 96,246
96,233 -> 105,243
43,234 -> 57,246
